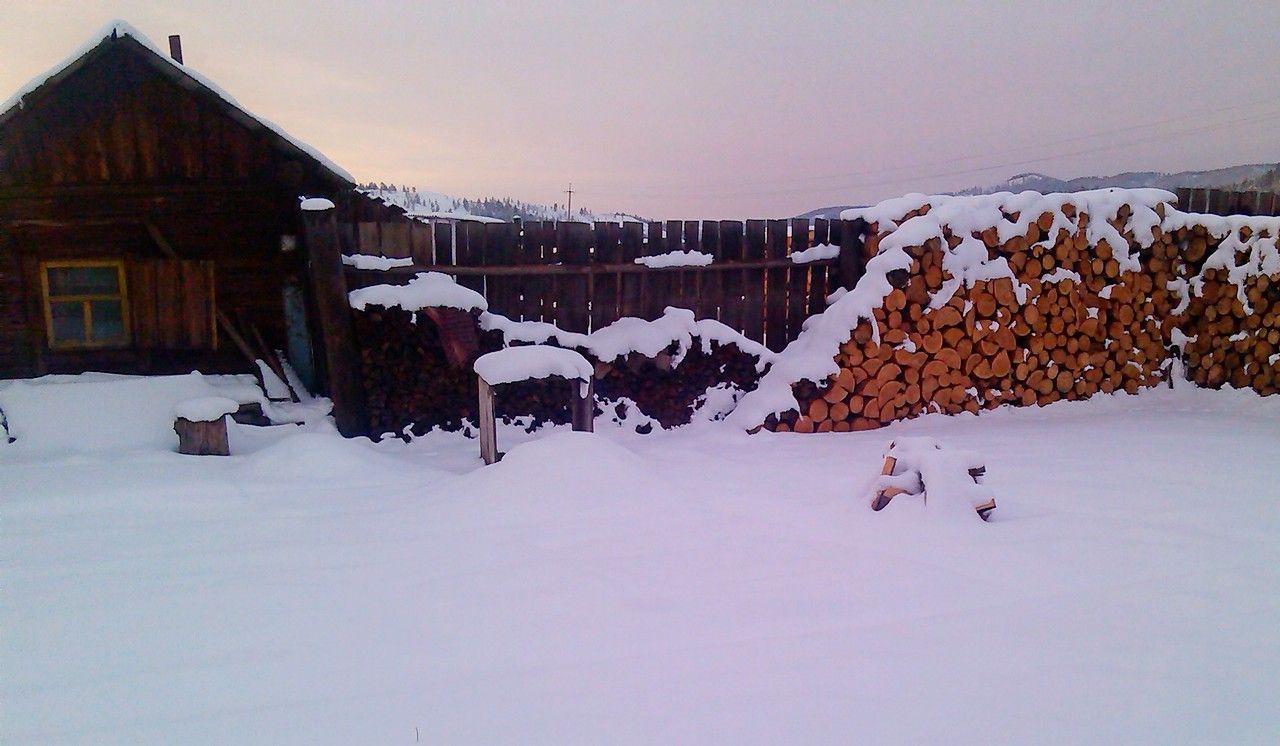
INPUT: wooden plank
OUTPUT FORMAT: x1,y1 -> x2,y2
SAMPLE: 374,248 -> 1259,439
644,221 -> 668,320
357,221 -> 380,256
478,378 -> 497,465
128,260 -> 157,348
1260,191 -> 1278,217
537,221 -> 558,324
410,220 -> 435,265
521,221 -> 545,322
181,260 -> 210,347
700,220 -> 722,322
454,222 -> 482,295
787,218 -> 810,345
156,259 -> 182,348
433,222 -> 453,265
837,219 -> 867,290
742,219 -> 767,343
557,221 -> 590,331
683,220 -> 701,316
592,222 -> 621,330
809,219 -> 831,316
665,219 -> 684,312
764,219 -> 789,349
485,222 -> 517,318
302,204 -> 367,437
619,221 -> 644,318
572,378 -> 594,432
379,221 -> 411,259
719,220 -> 744,332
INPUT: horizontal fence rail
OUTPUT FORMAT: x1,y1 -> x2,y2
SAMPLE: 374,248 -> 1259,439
341,217 -> 868,351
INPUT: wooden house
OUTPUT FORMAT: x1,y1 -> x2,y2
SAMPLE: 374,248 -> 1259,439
0,21 -> 359,387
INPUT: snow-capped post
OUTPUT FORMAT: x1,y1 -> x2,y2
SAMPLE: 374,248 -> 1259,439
173,397 -> 238,456
836,217 -> 867,290
301,197 -> 367,437
473,345 -> 595,465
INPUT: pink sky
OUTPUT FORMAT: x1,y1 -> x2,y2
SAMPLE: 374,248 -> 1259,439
3,1 -> 1279,218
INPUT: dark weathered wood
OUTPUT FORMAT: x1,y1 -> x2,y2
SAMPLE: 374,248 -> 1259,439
742,219 -> 766,341
764,219 -> 788,349
592,222 -> 621,330
683,220 -> 701,316
718,220 -> 744,332
454,221 -> 482,295
572,377 -> 594,433
810,218 -> 831,316
558,221 -> 590,331
477,377 -> 497,465
302,204 -> 367,436
644,221 -> 668,320
787,217 -> 810,345
700,220 -> 722,322
619,221 -> 644,318
174,416 -> 229,456
837,218 -> 867,290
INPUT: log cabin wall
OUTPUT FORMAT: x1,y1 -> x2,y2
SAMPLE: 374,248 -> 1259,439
0,35 -> 350,379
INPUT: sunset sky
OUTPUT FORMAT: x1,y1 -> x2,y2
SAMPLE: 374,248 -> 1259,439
3,1 -> 1279,218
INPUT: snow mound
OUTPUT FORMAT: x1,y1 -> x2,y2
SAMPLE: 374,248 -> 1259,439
464,431 -> 653,503
474,345 -> 593,386
241,431 -> 414,479
348,271 -> 487,313
173,397 -> 239,422
0,372 -> 224,454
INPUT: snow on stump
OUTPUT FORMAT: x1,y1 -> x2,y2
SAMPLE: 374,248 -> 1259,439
172,397 -> 239,456
473,345 -> 594,465
870,437 -> 997,521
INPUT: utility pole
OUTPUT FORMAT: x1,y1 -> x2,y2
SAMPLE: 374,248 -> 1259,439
565,182 -> 574,220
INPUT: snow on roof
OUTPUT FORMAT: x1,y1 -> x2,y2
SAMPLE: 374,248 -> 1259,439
0,19 -> 354,184
348,271 -> 488,313
474,345 -> 593,386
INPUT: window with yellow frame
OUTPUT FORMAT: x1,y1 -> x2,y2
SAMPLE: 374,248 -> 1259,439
40,260 -> 131,349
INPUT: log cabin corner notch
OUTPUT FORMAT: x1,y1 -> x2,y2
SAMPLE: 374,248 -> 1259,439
0,20 -> 366,416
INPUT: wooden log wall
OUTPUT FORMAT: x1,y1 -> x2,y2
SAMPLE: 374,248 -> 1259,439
770,205 -> 1280,433
343,216 -> 865,352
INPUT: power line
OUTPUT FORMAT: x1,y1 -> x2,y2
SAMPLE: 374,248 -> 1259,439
584,106 -> 1280,201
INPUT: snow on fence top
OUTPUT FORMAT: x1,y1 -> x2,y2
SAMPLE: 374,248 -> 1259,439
348,272 -> 487,313
633,250 -> 715,268
728,187 -> 1280,429
480,307 -> 775,368
0,20 -> 355,184
474,345 -> 593,386
342,254 -> 414,271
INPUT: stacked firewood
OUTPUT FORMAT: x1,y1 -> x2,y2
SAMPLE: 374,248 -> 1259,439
771,207 -> 1182,433
1168,225 -> 1280,395
352,307 -> 769,435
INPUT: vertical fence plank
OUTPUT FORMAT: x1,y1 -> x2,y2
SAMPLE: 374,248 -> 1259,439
558,221 -> 590,332
787,217 -> 810,345
433,222 -> 453,265
809,218 -> 831,316
537,221 -> 559,324
380,222 -> 411,259
645,221 -> 668,320
515,221 -> 538,322
683,220 -> 701,316
484,222 -> 517,318
719,220 -> 744,332
593,222 -> 621,330
743,219 -> 766,343
620,221 -> 644,319
664,219 -> 684,312
764,219 -> 789,349
410,220 -> 434,265
837,219 -> 867,291
700,220 -> 722,323
453,222 -> 482,295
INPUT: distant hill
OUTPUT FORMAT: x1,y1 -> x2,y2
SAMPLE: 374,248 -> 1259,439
359,183 -> 646,223
797,162 -> 1280,219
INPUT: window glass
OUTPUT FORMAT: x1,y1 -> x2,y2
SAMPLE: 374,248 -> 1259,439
89,300 -> 126,342
49,301 -> 86,344
46,265 -> 120,296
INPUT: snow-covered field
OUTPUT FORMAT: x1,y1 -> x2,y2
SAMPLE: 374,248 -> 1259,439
4,385 -> 1280,744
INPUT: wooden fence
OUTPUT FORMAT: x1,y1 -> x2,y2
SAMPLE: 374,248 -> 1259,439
342,215 -> 868,351
1175,187 -> 1280,217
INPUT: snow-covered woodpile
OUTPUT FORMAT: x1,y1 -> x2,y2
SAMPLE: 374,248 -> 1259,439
728,189 -> 1280,432
350,297 -> 773,436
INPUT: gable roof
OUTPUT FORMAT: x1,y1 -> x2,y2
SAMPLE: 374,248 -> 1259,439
0,20 -> 354,187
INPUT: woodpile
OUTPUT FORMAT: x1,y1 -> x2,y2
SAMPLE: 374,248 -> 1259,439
771,207 -> 1212,433
352,307 -> 770,436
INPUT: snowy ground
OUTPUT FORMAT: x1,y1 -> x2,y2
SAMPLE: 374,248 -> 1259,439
4,385 -> 1280,744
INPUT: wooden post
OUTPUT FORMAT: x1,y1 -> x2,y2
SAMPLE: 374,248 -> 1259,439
571,378 -> 594,433
478,377 -> 498,465
301,198 -> 368,437
174,417 -> 229,456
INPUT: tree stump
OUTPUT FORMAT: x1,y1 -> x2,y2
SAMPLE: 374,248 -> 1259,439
174,417 -> 230,456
